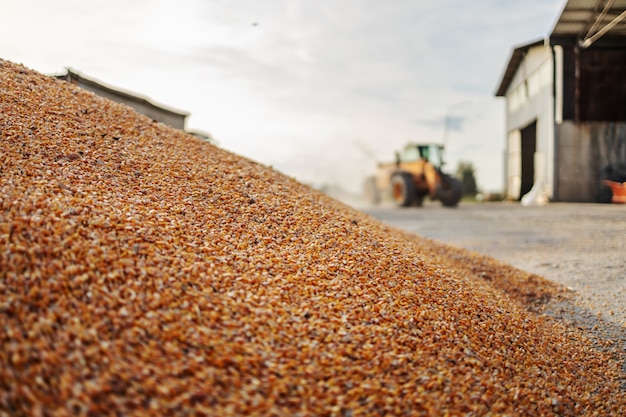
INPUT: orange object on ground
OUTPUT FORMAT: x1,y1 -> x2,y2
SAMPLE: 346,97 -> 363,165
603,180 -> 626,204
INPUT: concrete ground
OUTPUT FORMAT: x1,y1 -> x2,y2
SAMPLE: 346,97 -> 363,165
359,201 -> 626,368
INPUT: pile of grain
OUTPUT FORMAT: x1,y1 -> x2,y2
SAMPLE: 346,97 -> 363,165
1,59 -> 624,416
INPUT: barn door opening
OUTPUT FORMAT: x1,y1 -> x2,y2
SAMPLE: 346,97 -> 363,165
519,121 -> 537,199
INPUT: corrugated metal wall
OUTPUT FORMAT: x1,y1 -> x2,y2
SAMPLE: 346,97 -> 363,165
556,121 -> 626,202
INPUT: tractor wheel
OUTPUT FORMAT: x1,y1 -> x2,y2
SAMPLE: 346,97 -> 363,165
390,173 -> 415,207
363,177 -> 380,205
436,176 -> 462,207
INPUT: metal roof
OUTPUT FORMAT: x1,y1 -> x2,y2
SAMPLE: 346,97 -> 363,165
56,68 -> 190,117
550,0 -> 626,46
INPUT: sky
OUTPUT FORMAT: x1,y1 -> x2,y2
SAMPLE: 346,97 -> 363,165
1,0 -> 566,196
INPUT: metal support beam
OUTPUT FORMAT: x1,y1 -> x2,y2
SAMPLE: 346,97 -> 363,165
581,3 -> 626,48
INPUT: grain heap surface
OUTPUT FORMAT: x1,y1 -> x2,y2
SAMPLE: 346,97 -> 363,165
1,59 -> 624,416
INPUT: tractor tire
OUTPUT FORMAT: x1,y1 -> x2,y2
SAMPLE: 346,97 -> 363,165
436,176 -> 462,207
390,173 -> 415,207
363,177 -> 380,205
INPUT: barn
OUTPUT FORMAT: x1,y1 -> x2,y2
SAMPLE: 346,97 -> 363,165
495,0 -> 626,202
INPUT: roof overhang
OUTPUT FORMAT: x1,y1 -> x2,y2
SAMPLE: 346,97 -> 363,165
495,0 -> 626,97
550,0 -> 626,47
494,39 -> 546,97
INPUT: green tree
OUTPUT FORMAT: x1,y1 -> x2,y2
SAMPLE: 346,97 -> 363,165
456,161 -> 478,197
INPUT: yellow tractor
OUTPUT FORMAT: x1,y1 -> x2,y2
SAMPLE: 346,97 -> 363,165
364,142 -> 462,207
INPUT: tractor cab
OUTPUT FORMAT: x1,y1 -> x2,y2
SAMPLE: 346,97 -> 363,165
396,143 -> 445,170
